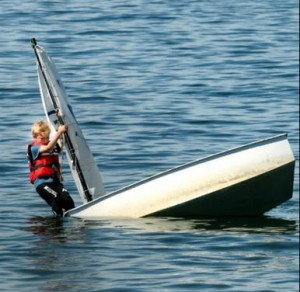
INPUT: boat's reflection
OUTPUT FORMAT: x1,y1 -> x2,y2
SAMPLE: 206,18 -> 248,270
26,214 -> 298,239
79,215 -> 298,234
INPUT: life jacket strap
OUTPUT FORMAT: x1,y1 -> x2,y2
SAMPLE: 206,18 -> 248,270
30,162 -> 60,172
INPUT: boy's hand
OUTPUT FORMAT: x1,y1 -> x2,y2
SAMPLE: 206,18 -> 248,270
58,125 -> 68,134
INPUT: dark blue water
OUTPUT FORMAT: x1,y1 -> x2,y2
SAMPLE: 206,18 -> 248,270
0,1 -> 299,291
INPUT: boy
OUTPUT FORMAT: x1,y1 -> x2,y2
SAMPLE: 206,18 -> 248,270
28,120 -> 75,217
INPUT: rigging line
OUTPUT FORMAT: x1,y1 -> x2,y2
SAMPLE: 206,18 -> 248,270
31,38 -> 92,202
59,135 -> 65,181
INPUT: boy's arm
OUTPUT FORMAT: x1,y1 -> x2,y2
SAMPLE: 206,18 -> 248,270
39,125 -> 68,153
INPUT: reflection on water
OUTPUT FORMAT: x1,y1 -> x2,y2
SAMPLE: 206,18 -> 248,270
71,215 -> 298,235
23,217 -> 88,292
21,215 -> 298,292
190,216 -> 298,234
25,215 -> 298,243
26,217 -> 65,239
25,216 -> 87,242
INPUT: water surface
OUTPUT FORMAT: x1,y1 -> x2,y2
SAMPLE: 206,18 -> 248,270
0,1 -> 298,291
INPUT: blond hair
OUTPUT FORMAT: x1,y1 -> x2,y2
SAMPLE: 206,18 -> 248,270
31,120 -> 51,138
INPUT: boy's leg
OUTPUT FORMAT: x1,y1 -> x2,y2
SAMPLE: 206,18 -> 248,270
36,183 -> 64,217
57,184 -> 75,212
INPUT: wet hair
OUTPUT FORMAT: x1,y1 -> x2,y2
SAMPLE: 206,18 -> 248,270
31,120 -> 51,138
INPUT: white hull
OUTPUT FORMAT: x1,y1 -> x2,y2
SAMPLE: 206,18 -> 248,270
66,134 -> 295,218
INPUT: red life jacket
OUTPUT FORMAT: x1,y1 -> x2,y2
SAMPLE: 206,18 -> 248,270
27,141 -> 61,184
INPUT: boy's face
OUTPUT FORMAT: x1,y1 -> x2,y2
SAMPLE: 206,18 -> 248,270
36,130 -> 50,144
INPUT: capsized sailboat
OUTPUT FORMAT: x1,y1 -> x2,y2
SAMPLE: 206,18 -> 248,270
31,39 -> 295,218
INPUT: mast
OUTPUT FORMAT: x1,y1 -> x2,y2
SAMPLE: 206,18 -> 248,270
31,38 -> 93,202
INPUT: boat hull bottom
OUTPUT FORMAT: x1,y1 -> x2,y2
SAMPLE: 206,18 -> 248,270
147,162 -> 295,218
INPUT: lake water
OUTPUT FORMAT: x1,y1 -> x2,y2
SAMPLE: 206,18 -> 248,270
0,1 -> 299,291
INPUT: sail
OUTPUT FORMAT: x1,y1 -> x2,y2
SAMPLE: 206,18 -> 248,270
33,41 -> 106,203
